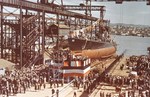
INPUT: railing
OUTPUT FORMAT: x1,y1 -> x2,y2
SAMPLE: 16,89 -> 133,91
3,19 -> 19,24
22,13 -> 39,47
63,5 -> 105,11
50,79 -> 75,97
62,64 -> 90,70
1,0 -> 20,5
23,14 -> 38,25
24,54 -> 42,68
45,49 -> 53,58
25,33 -> 39,47
100,50 -> 127,76
82,39 -> 88,50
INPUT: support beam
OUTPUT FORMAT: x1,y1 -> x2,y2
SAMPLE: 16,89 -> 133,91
37,12 -> 41,55
0,5 -> 3,58
0,0 -> 101,67
147,0 -> 150,5
56,13 -> 59,50
42,11 -> 45,57
100,8 -> 104,20
20,4 -> 23,69
116,0 -> 123,4
75,17 -> 77,30
63,5 -> 105,11
0,0 -> 97,21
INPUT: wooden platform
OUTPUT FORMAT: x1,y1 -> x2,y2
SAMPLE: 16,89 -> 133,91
109,56 -> 130,77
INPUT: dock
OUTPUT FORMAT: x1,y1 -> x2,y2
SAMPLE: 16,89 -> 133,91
65,52 -> 130,97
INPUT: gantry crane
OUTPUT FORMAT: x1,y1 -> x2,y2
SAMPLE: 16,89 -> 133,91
0,0 -> 101,68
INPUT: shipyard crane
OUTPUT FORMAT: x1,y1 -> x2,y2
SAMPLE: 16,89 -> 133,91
0,0 -> 100,68
93,0 -> 150,5
43,0 -> 105,19
40,0 -> 107,39
0,0 -> 122,68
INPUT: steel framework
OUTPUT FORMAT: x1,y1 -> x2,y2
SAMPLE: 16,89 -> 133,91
0,0 -> 103,68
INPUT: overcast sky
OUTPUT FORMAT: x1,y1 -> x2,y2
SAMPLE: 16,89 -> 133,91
10,0 -> 150,25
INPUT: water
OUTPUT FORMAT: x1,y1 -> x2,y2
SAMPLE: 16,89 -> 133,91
111,35 -> 150,56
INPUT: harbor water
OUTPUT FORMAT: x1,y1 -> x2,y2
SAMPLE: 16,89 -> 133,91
111,35 -> 150,56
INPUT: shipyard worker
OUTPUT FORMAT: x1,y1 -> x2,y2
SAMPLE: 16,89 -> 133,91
73,90 -> 77,97
61,79 -> 64,86
0,82 -> 2,95
106,93 -> 110,97
120,64 -> 124,70
21,80 -> 26,93
100,91 -> 103,97
56,89 -> 59,97
43,77 -> 46,89
51,89 -> 55,97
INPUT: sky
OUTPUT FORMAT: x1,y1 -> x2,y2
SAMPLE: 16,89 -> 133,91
4,0 -> 150,25
92,2 -> 150,25
62,0 -> 150,25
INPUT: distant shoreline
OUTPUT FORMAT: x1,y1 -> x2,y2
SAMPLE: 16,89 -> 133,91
111,34 -> 150,37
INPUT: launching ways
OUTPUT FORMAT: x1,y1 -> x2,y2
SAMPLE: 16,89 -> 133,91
0,0 -> 114,69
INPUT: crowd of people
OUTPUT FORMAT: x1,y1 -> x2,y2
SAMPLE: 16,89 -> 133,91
112,25 -> 150,37
0,65 -> 64,97
72,70 -> 100,95
1,50 -> 150,97
0,68 -> 42,96
98,55 -> 150,97
71,54 -> 150,97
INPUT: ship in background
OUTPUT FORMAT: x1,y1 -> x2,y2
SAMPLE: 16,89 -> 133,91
67,19 -> 117,59
56,19 -> 117,59
44,0 -> 117,59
